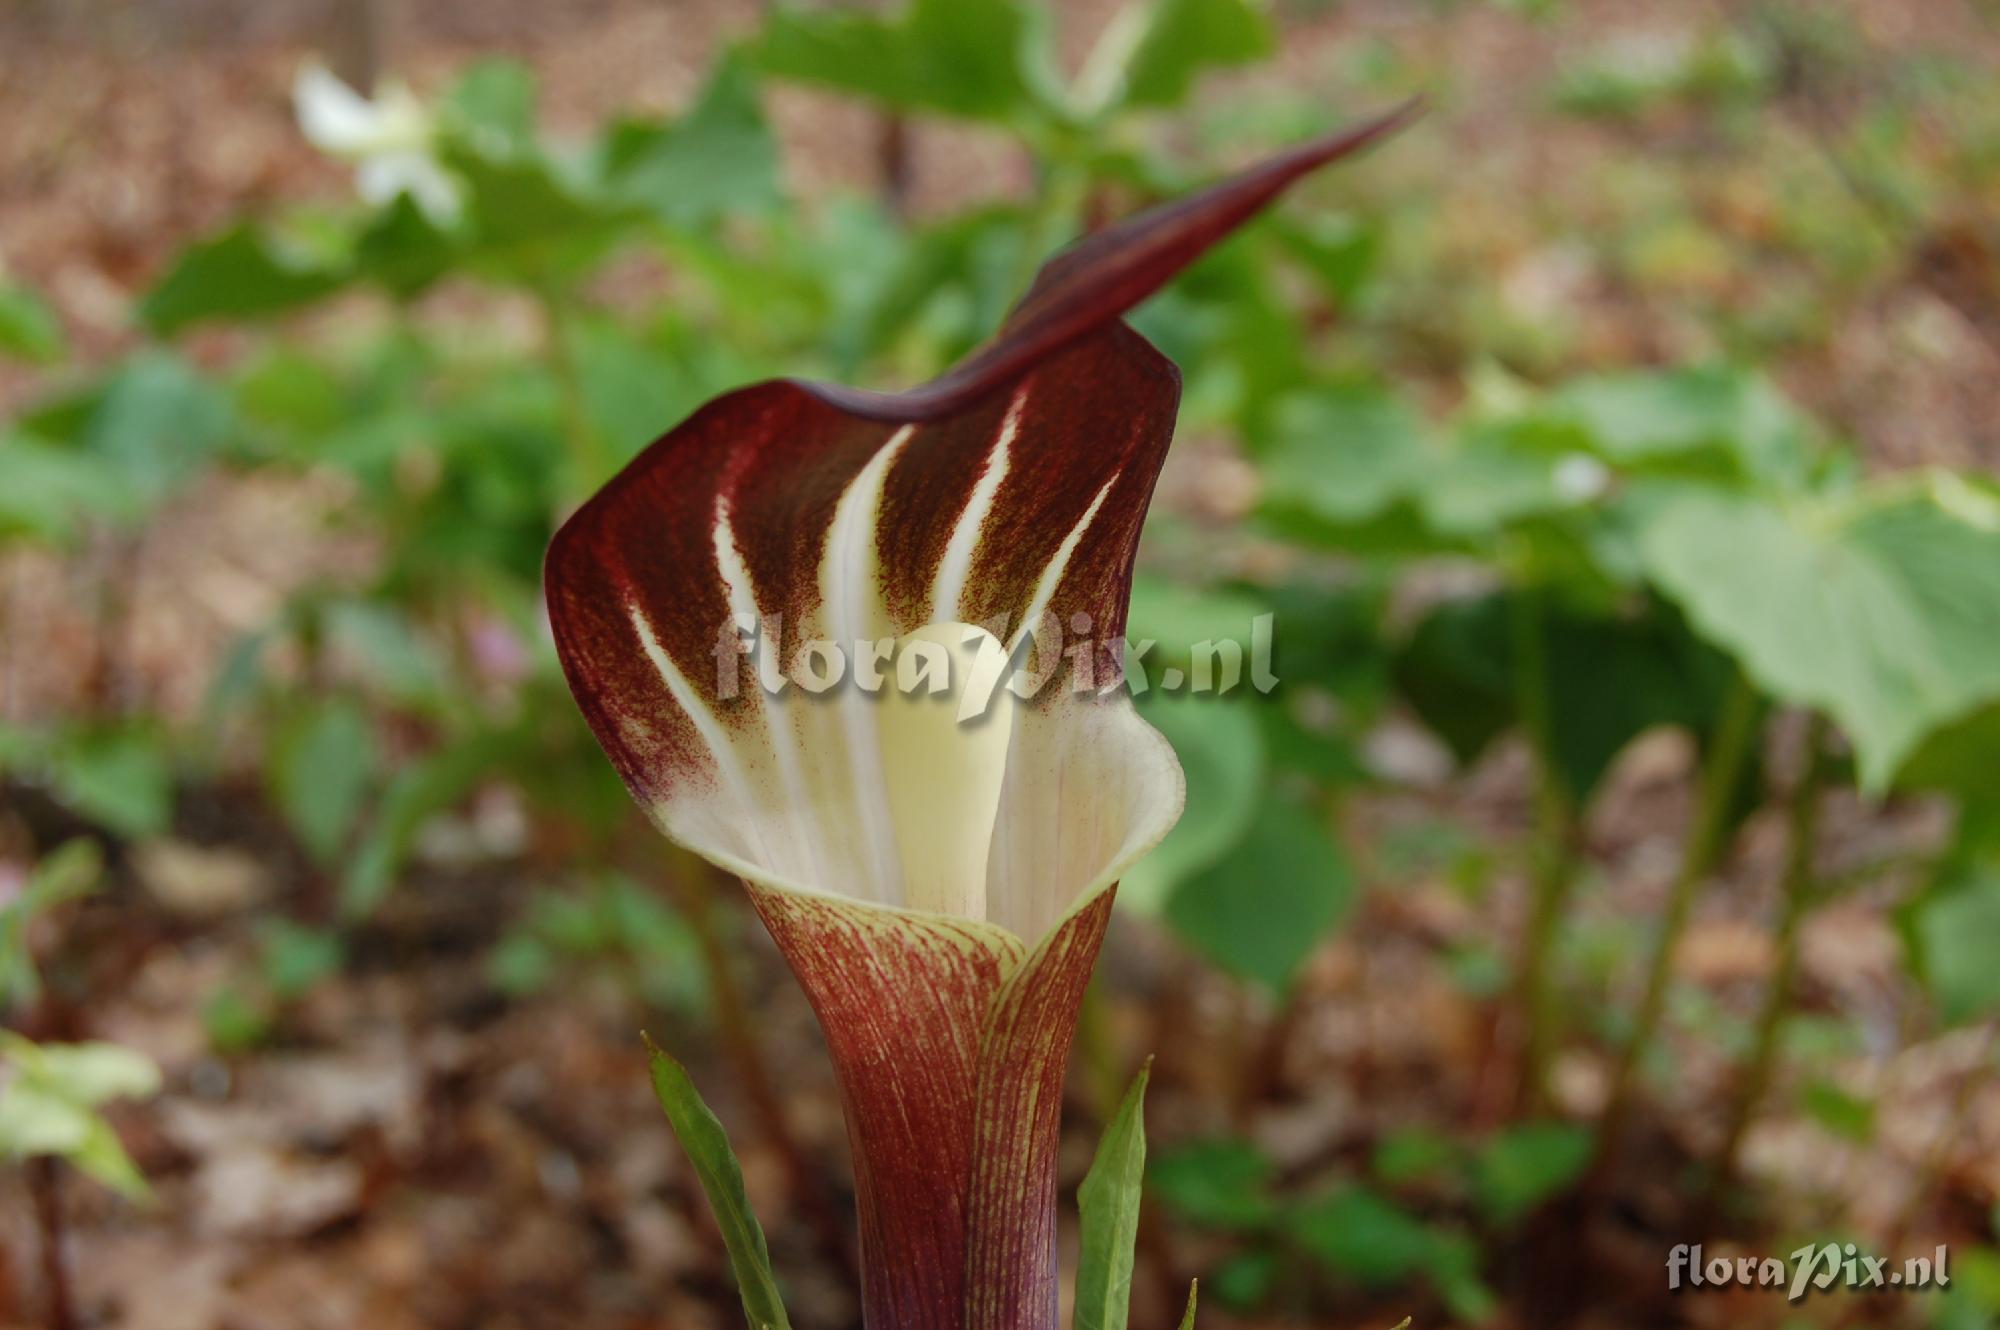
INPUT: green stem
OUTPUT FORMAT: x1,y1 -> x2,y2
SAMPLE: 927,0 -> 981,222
1508,587 -> 1581,1115
1592,669 -> 1761,1178
1706,712 -> 1831,1210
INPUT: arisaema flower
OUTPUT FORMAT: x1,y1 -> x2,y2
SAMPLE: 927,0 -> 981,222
546,107 -> 1416,1330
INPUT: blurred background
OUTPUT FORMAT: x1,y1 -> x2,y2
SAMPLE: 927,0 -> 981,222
2,0 -> 1999,1326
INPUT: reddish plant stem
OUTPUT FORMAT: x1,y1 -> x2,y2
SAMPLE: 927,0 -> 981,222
26,1157 -> 73,1330
878,114 -> 913,220
1237,983 -> 1306,1119
1590,672 -> 1760,1185
1704,713 -> 1830,1215
0,1234 -> 19,1325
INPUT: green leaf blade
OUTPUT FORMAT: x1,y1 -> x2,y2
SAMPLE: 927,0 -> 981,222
1076,1060 -> 1154,1330
139,225 -> 347,335
752,0 -> 1038,121
1637,481 -> 2000,789
1163,797 -> 1353,993
0,284 -> 66,362
645,1038 -> 791,1330
1121,0 -> 1274,110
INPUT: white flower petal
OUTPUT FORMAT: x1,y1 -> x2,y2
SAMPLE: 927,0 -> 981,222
354,152 -> 460,222
294,63 -> 386,155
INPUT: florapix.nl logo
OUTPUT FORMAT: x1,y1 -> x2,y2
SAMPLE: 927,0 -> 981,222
1668,1243 -> 1951,1303
708,610 -> 1279,719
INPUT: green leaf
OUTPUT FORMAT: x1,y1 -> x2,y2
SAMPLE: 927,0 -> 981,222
645,1040 -> 792,1330
0,284 -> 65,362
1256,388 -> 1440,550
1372,1127 -> 1461,1186
0,1081 -> 96,1157
1471,1120 -> 1592,1224
0,838 -> 102,1005
1799,1080 -> 1876,1143
1119,0 -> 1274,110
443,59 -> 539,154
341,732 -> 512,918
1552,365 -> 1811,485
235,349 -> 344,437
1426,1231 -> 1501,1324
753,0 -> 1040,121
0,436 -> 145,543
1909,864 -> 2000,1023
20,1040 -> 161,1107
1269,213 -> 1382,306
0,1035 -> 158,1200
139,225 -> 347,334
1896,703 -> 2000,814
559,316 -> 685,464
322,601 -> 451,705
1148,1137 -> 1275,1230
449,145 -> 622,253
1122,694 -> 1264,913
1393,595 -> 1514,772
1288,1185 -> 1435,1284
1120,579 -> 1284,909
1637,476 -> 2000,788
1422,422 -> 1585,539
1395,592 -> 1739,803
353,194 -> 462,298
1126,577 -> 1273,689
202,986 -> 272,1053
1176,1281 -> 1199,1330
1209,1252 -> 1275,1307
1075,1061 -> 1153,1330
271,702 -> 379,863
1165,795 -> 1353,992
84,352 -> 236,505
488,931 -> 556,997
68,1113 -> 153,1199
14,839 -> 103,911
600,53 -> 781,227
260,922 -> 345,1001
49,729 -> 175,838
1940,1248 -> 2000,1329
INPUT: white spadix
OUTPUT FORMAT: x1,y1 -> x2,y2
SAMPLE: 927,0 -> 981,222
874,622 -> 1016,921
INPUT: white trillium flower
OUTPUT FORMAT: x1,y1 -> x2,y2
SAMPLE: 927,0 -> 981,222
293,63 -> 460,223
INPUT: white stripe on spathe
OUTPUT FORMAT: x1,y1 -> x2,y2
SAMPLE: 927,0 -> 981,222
626,600 -> 777,869
1005,474 -> 1117,659
821,425 -> 914,900
714,490 -> 831,892
931,384 -> 1026,621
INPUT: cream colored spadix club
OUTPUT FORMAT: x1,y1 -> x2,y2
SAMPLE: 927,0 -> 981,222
875,623 -> 1016,922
